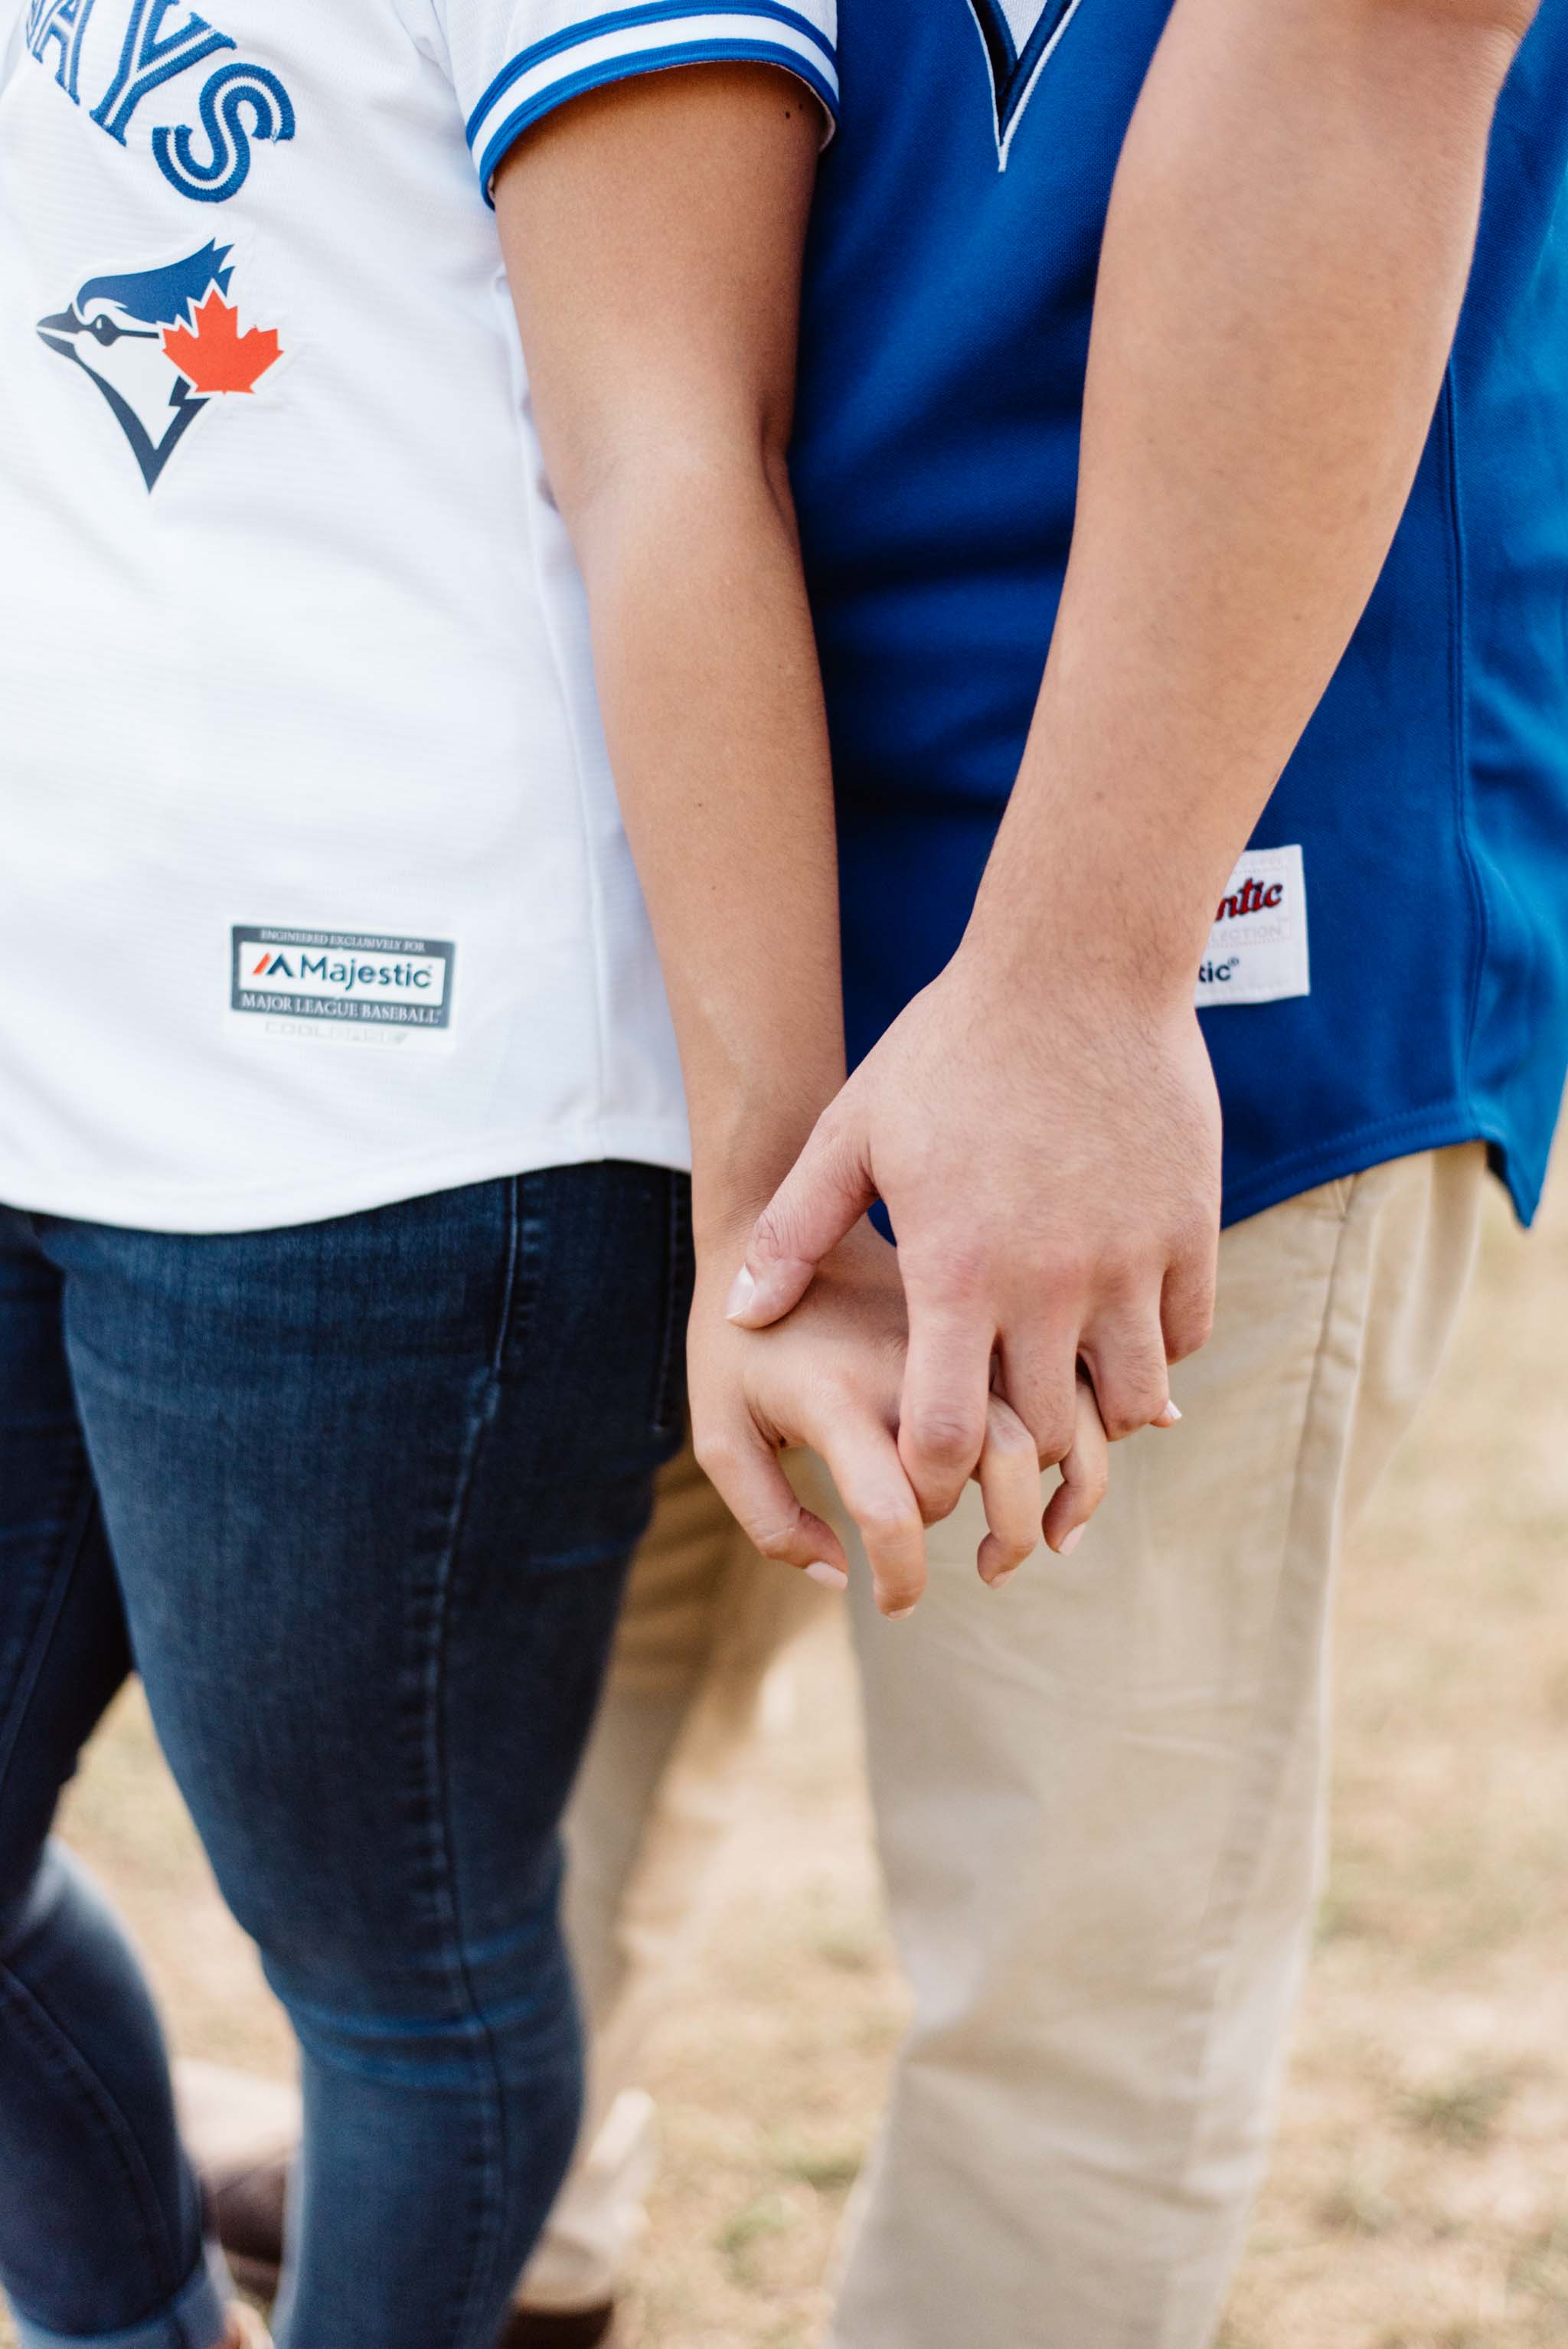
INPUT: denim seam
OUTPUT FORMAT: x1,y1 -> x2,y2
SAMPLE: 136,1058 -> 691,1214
413,1179 -> 522,2341
0,1233 -> 191,2328
489,1176 -> 524,1384
505,1171 -> 544,1373
0,1473 -> 190,2313
0,1955 -> 188,2331
0,1482 -> 100,1799
649,1172 -> 692,1440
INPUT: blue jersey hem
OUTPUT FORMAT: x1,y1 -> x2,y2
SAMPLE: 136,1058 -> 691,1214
1441,367 -> 1492,1159
1220,1102 -> 1540,1233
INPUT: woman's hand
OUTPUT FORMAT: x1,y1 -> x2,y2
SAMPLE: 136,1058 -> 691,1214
690,1219 -> 1111,1617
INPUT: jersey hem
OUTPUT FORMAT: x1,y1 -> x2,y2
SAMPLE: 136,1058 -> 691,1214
1220,1101 -> 1537,1233
1439,368 -> 1492,1153
0,1119 -> 694,1237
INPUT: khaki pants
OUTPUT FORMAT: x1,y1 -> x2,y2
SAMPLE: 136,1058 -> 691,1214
523,1145 -> 1487,2347
518,1437 -> 836,2311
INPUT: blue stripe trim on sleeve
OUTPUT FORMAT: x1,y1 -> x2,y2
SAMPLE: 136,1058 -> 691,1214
477,37 -> 837,196
466,0 -> 835,146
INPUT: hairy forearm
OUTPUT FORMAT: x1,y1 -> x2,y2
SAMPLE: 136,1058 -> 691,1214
966,0 -> 1534,1004
572,451 -> 845,1242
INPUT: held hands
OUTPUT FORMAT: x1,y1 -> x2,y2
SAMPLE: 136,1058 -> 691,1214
724,944 -> 1222,1526
691,1217 -> 1109,1617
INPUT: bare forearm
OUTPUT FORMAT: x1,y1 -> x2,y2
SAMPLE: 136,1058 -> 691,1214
493,67 -> 838,1245
969,0 -> 1534,1002
573,455 -> 844,1242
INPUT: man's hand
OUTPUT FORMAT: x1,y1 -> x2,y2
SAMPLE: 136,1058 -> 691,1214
727,0 -> 1537,1523
726,949 -> 1213,1521
695,1217 -> 1111,1614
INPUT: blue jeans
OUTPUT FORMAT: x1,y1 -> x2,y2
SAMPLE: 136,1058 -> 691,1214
0,1166 -> 691,2349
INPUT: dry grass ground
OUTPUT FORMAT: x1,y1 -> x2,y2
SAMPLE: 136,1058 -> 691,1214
9,1153 -> 1568,2348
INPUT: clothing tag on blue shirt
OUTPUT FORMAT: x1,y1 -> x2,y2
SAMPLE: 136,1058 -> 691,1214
1196,845 -> 1309,1008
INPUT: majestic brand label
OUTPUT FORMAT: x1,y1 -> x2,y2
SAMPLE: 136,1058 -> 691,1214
1194,845 -> 1310,1009
230,926 -> 457,1052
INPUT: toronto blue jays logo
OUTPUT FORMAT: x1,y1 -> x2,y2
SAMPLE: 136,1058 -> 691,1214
38,243 -> 284,491
965,0 -> 1086,164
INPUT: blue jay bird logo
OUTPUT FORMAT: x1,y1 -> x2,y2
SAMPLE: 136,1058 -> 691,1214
965,0 -> 1086,163
38,243 -> 283,492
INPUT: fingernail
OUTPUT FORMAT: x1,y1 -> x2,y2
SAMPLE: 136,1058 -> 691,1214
724,1264 -> 756,1322
1058,1523 -> 1086,1557
885,1602 -> 917,1620
987,1569 -> 1017,1592
1155,1400 -> 1182,1426
805,1560 -> 848,1591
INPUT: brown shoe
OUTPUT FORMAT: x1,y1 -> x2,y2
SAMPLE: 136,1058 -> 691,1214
204,2154 -> 619,2345
492,2310 -> 617,2349
183,2066 -> 617,2345
204,2150 -> 288,2303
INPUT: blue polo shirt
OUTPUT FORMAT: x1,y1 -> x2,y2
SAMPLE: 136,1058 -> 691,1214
792,0 -> 1568,1226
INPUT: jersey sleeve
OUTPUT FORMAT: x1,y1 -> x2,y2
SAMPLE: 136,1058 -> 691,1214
439,0 -> 838,201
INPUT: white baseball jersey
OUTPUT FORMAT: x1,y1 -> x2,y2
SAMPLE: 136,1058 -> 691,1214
0,0 -> 836,1231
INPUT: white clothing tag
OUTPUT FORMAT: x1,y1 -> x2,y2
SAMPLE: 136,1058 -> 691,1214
1195,845 -> 1309,1009
228,926 -> 456,1054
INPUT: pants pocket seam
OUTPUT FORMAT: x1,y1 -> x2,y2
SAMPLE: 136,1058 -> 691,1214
649,1174 -> 694,1443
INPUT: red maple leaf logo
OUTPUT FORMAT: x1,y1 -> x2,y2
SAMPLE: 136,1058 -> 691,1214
162,291 -> 283,396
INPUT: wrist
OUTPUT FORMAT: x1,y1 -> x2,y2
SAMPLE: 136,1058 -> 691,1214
689,1080 -> 842,1260
693,1194 -> 770,1266
956,720 -> 1250,1017
952,907 -> 1201,1024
